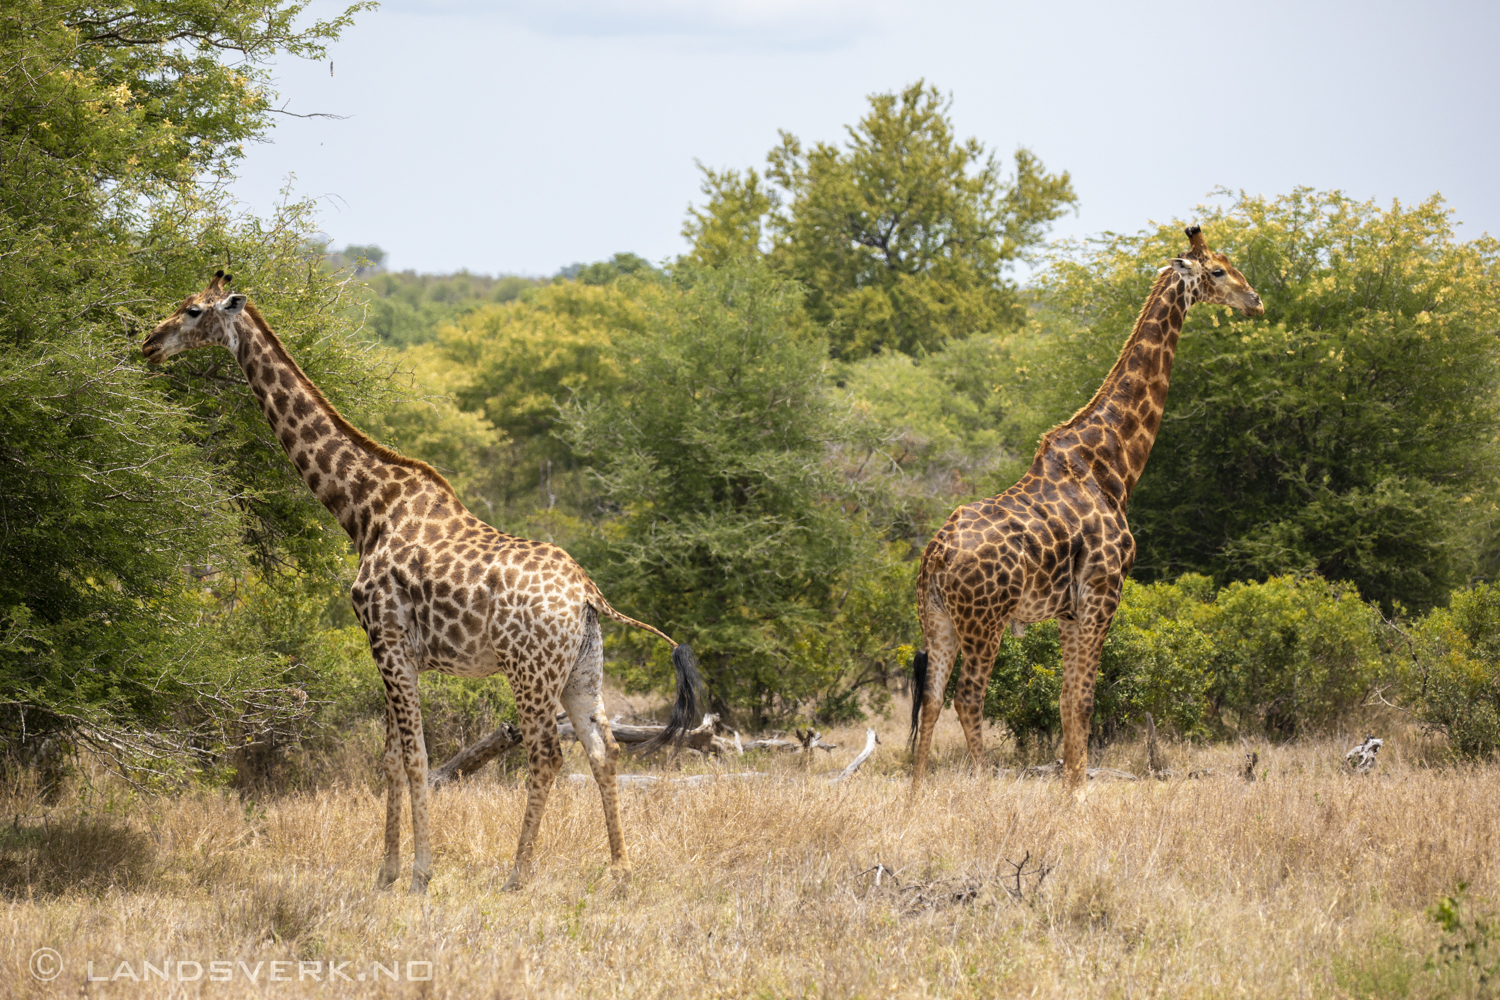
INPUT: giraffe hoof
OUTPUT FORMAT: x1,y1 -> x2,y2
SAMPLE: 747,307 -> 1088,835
500,870 -> 525,893
608,863 -> 633,885
409,872 -> 430,895
374,869 -> 399,891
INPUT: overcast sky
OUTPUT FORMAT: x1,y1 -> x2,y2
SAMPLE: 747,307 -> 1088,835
232,0 -> 1500,276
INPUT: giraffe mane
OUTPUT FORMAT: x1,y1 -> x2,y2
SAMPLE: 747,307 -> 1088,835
1032,266 -> 1179,459
242,302 -> 458,496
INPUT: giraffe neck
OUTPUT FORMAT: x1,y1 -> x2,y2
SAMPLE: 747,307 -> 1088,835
1039,270 -> 1193,504
231,305 -> 452,552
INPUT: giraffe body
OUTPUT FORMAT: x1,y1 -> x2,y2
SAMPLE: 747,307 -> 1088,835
144,275 -> 703,891
908,227 -> 1264,794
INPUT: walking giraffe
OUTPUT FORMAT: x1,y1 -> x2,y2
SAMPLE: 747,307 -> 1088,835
144,272 -> 704,892
909,226 -> 1264,794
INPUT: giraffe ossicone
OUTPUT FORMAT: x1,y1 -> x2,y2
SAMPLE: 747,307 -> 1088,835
908,225 -> 1264,795
144,272 -> 705,893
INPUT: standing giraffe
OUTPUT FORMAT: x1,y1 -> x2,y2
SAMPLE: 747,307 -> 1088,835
909,226 -> 1264,793
143,272 -> 704,892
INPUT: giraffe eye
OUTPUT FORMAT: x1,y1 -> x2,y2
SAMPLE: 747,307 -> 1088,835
1212,268 -> 1226,278
186,306 -> 203,318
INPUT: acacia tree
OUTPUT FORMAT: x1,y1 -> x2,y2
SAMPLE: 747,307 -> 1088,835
683,81 -> 1076,359
1010,190 -> 1500,610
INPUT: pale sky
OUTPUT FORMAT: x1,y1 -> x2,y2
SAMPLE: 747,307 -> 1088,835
233,0 -> 1500,276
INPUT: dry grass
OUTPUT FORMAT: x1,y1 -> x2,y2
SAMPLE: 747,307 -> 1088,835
2,708 -> 1496,999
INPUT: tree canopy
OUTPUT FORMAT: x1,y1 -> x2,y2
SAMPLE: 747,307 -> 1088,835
0,0 -> 383,765
684,81 -> 1076,359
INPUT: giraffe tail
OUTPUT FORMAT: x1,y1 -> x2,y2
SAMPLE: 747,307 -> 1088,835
908,650 -> 929,753
636,644 -> 708,755
588,589 -> 707,755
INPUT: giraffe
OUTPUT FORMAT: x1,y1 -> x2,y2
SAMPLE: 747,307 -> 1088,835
143,272 -> 705,892
908,226 -> 1264,794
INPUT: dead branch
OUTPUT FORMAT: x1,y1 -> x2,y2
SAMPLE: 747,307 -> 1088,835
830,728 -> 879,784
428,723 -> 521,788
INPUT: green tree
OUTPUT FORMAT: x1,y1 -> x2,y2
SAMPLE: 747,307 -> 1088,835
560,263 -> 886,722
1012,189 -> 1500,610
355,269 -> 540,348
0,0 -> 379,769
685,81 -> 1076,359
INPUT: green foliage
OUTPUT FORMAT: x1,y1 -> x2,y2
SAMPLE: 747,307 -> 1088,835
355,269 -> 540,348
1407,585 -> 1500,760
982,574 -> 1385,745
560,262 -> 901,723
557,252 -> 660,286
686,80 -> 1076,360
1429,884 -> 1500,998
1204,575 -> 1385,736
1015,189 -> 1500,610
983,578 -> 1215,747
0,0 -> 383,765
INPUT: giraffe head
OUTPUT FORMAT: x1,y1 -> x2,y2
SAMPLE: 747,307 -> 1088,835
1164,225 -> 1264,317
142,271 -> 251,364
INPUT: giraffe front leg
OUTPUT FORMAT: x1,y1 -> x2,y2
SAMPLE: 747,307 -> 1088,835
371,631 -> 432,893
501,703 -> 564,892
376,704 -> 402,889
401,707 -> 433,893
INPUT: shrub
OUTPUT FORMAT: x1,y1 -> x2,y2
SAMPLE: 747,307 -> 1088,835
981,573 -> 1387,746
1408,585 -> 1500,760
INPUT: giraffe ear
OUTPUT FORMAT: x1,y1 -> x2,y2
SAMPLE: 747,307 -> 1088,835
219,293 -> 247,316
1169,257 -> 1196,277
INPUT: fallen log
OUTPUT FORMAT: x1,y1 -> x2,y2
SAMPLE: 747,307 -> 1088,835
742,728 -> 839,754
428,723 -> 522,788
430,713 -> 741,787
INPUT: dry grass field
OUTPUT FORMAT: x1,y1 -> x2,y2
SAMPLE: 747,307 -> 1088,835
2,706 -> 1497,999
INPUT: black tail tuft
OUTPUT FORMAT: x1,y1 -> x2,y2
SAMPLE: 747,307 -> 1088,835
638,644 -> 707,755
908,650 -> 929,753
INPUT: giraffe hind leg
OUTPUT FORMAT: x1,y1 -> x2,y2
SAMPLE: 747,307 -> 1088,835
954,629 -> 1002,774
502,692 -> 566,892
376,703 -> 402,889
910,590 -> 960,792
559,607 -> 629,878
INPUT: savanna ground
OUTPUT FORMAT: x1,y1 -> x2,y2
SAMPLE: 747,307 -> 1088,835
2,703 -> 1496,1000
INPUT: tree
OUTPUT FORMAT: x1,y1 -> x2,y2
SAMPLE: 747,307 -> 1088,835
0,0 -> 379,770
559,263 -> 894,722
684,81 -> 1076,359
1010,189 -> 1500,611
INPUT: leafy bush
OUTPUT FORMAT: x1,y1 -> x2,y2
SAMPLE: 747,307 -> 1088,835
1203,576 -> 1386,736
1408,585 -> 1500,760
982,577 -> 1215,747
981,574 -> 1386,746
